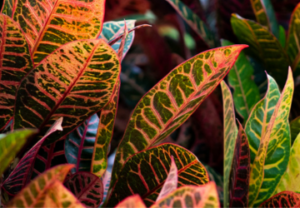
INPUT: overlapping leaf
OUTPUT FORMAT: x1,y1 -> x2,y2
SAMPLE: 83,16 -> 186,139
105,143 -> 209,207
259,191 -> 300,208
1,0 -> 105,65
165,0 -> 216,48
110,45 -> 246,185
7,164 -> 73,207
101,171 -> 111,205
290,116 -> 300,144
231,14 -> 290,87
115,195 -> 146,208
65,114 -> 99,173
221,80 -> 238,208
229,122 -> 250,207
64,172 -> 103,207
0,14 -> 33,131
13,39 -> 120,145
249,69 -> 294,207
151,183 -> 220,208
221,39 -> 260,120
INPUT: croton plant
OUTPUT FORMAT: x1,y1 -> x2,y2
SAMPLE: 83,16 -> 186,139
1,0 -> 300,207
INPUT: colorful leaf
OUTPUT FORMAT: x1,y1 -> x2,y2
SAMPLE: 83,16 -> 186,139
7,164 -> 73,207
117,22 -> 128,60
0,129 -> 36,176
290,116 -> 300,144
221,39 -> 260,120
115,195 -> 146,208
101,171 -> 111,205
64,172 -> 103,207
156,156 -> 178,202
165,0 -> 216,48
231,14 -> 290,87
13,39 -> 120,145
2,118 -> 63,198
104,143 -> 209,207
0,14 -> 33,131
249,69 -> 294,207
65,114 -> 99,173
259,191 -> 300,208
151,183 -> 220,208
229,122 -> 250,207
221,80 -> 238,208
91,80 -> 120,178
1,0 -> 105,65
110,45 -> 247,186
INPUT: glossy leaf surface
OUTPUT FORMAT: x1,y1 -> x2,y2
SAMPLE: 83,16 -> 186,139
115,195 -> 146,208
221,80 -> 238,208
64,172 -> 103,207
229,122 -> 250,207
7,164 -> 73,207
0,14 -> 32,130
2,0 -> 105,65
151,183 -> 220,208
111,45 -> 246,185
14,39 -> 120,145
231,14 -> 290,87
259,191 -> 300,208
249,69 -> 294,207
165,0 -> 216,48
0,129 -> 35,175
65,114 -> 99,173
222,39 -> 260,120
105,143 -> 209,207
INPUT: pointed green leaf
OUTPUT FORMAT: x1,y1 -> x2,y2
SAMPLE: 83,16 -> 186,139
151,183 -> 220,208
290,116 -> 300,144
0,14 -> 33,131
105,143 -> 209,207
279,25 -> 286,48
221,39 -> 260,120
0,129 -> 36,176
231,14 -> 290,87
13,39 -> 120,145
111,45 -> 247,186
221,80 -> 238,208
249,69 -> 294,207
115,195 -> 146,208
259,191 -> 300,208
165,0 -> 216,48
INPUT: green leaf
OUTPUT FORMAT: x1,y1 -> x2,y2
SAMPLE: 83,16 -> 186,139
110,45 -> 247,186
104,143 -> 209,207
1,0 -> 106,65
165,0 -> 216,48
231,14 -> 290,87
0,14 -> 33,131
249,69 -> 294,207
221,39 -> 260,120
0,129 -> 36,175
220,80 -> 238,208
115,195 -> 146,208
290,116 -> 300,144
151,183 -> 220,208
279,25 -> 286,48
13,39 -> 120,145
259,191 -> 300,208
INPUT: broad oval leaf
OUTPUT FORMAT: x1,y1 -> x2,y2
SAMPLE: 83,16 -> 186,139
2,0 -> 106,65
7,164 -> 73,207
231,14 -> 290,87
222,39 -> 260,120
64,172 -> 103,207
221,80 -> 238,208
0,14 -> 33,131
115,195 -> 146,208
229,122 -> 250,208
105,143 -> 209,207
249,69 -> 294,207
65,114 -> 99,173
111,45 -> 247,185
151,183 -> 220,208
0,129 -> 36,176
259,191 -> 300,208
13,39 -> 120,145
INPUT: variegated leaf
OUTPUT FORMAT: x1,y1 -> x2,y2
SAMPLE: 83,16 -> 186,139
1,0 -> 105,65
115,195 -> 146,208
105,144 -> 209,207
249,69 -> 294,207
117,21 -> 128,59
101,171 -> 111,206
0,14 -> 33,131
259,191 -> 300,208
290,116 -> 300,144
64,172 -> 103,207
111,45 -> 247,186
13,39 -> 120,145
